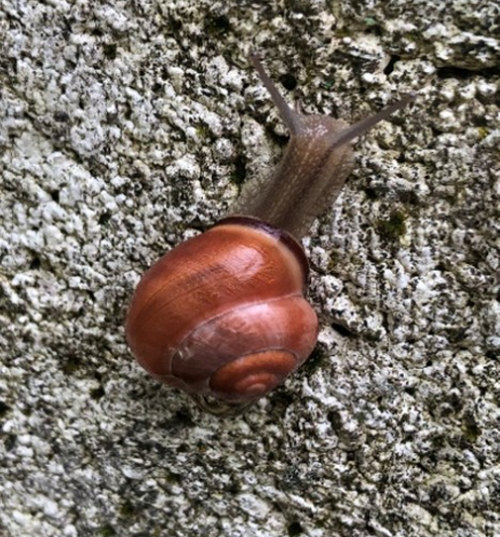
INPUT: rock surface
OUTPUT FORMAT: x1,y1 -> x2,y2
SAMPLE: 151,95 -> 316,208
0,1 -> 498,536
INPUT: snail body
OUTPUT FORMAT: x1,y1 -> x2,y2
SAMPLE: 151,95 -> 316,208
125,53 -> 414,414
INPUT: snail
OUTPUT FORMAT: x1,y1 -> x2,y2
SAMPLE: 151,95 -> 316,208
125,53 -> 415,415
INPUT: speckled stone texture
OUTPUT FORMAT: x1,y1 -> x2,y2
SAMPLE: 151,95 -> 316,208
0,1 -> 499,536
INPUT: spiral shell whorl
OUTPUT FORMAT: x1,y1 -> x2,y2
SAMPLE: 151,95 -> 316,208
170,295 -> 318,401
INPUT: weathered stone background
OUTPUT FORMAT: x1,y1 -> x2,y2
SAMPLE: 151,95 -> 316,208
0,1 -> 498,536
